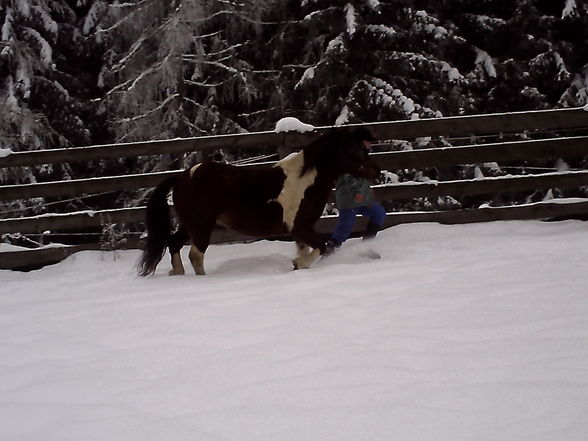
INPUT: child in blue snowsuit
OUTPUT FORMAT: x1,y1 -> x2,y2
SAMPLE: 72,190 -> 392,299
325,170 -> 386,253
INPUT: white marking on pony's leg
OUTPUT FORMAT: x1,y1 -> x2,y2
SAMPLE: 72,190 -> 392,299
168,253 -> 185,276
295,242 -> 311,259
273,152 -> 318,231
293,248 -> 321,270
189,163 -> 202,177
189,245 -> 206,275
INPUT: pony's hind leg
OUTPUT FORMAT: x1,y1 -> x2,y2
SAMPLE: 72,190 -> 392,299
187,220 -> 214,276
168,228 -> 188,276
189,245 -> 206,275
169,254 -> 185,276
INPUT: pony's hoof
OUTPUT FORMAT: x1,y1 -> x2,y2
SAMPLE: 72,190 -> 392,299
292,248 -> 320,270
168,269 -> 185,276
292,261 -> 299,271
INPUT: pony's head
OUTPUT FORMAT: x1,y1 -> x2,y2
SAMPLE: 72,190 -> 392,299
302,127 -> 380,180
340,127 -> 380,179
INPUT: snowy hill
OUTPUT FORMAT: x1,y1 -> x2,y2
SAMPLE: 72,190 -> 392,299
1,221 -> 587,441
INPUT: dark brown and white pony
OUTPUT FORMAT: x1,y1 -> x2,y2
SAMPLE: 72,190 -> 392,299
138,127 -> 379,276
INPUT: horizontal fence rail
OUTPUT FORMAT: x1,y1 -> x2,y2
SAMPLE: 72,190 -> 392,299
381,200 -> 588,226
374,170 -> 588,200
3,199 -> 588,271
3,136 -> 588,202
373,135 -> 588,170
3,170 -> 588,235
2,107 -> 588,270
0,131 -> 281,168
1,107 -> 588,168
0,170 -> 181,201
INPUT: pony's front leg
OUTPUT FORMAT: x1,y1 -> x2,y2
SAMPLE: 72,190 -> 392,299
293,249 -> 321,270
189,245 -> 206,276
291,229 -> 325,270
295,241 -> 311,259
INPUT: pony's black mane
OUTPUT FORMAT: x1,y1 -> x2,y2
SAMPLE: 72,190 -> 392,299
300,130 -> 340,177
300,128 -> 374,177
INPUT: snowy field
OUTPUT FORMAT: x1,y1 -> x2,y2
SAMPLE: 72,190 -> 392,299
1,220 -> 588,441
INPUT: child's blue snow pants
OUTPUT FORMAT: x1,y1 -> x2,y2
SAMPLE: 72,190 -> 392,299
330,203 -> 386,245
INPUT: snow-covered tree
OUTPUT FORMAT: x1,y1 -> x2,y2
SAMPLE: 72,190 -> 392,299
0,0 -> 109,154
95,0 -> 279,146
0,0 -> 109,220
1,0 -> 61,155
3,0 -> 588,217
283,0 -> 588,126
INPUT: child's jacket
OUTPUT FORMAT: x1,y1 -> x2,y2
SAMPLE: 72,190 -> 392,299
335,174 -> 375,210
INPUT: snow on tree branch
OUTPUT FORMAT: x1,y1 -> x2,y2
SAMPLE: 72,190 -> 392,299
93,0 -> 158,37
440,61 -> 463,82
22,27 -> 52,67
364,24 -> 396,39
30,4 -> 58,41
180,9 -> 290,26
562,0 -> 577,19
302,7 -> 338,23
185,78 -> 229,88
295,66 -> 316,89
325,34 -> 346,58
2,7 -> 14,42
335,104 -> 350,126
193,59 -> 239,74
83,0 -> 107,36
413,9 -> 448,39
560,67 -> 588,107
14,0 -> 31,18
464,14 -> 506,31
183,42 -> 247,61
344,3 -> 357,37
347,78 -> 420,119
109,36 -> 149,74
366,0 -> 380,13
475,48 -> 496,78
116,93 -> 180,124
530,50 -> 571,83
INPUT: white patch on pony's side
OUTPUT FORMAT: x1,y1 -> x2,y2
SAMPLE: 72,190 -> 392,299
189,163 -> 202,177
273,151 -> 317,231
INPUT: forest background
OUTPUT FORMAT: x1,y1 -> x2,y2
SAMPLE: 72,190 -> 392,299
1,0 -> 588,224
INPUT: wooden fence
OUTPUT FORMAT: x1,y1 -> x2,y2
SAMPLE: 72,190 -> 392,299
2,107 -> 588,270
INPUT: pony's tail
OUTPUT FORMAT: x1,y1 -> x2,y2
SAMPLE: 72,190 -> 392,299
138,176 -> 177,276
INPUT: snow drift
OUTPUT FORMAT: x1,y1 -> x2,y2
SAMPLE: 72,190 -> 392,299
1,221 -> 587,441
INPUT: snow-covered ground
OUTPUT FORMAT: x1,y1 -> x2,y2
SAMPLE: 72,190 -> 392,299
1,220 -> 587,441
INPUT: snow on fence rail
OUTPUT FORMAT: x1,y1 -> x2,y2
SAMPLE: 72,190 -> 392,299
2,107 -> 588,270
1,107 -> 587,168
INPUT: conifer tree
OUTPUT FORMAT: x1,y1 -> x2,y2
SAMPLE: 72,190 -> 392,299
280,0 -> 588,127
1,0 -> 63,155
0,0 -> 106,219
95,0 -> 271,145
2,0 -> 588,214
